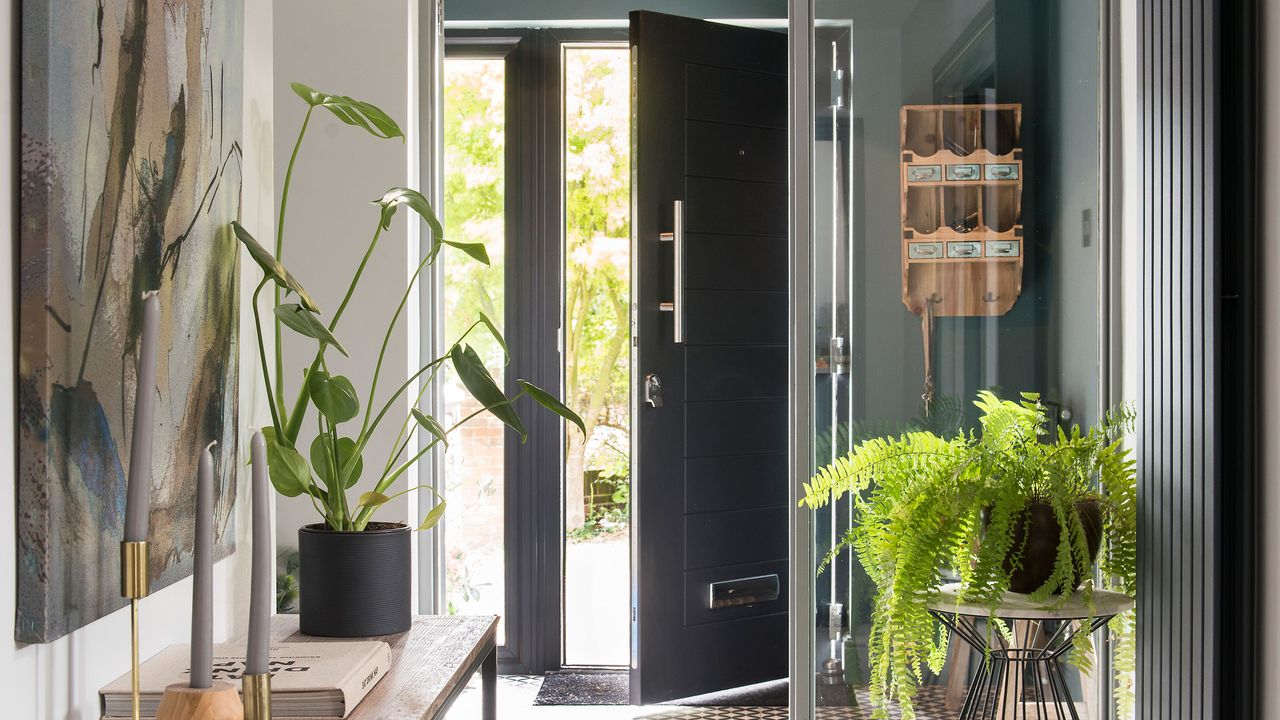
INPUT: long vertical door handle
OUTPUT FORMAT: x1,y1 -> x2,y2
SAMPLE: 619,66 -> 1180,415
672,200 -> 686,343
659,201 -> 686,343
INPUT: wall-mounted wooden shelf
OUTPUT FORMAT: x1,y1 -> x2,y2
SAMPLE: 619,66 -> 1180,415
900,103 -> 1025,317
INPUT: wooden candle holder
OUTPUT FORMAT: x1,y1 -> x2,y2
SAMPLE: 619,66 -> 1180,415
155,681 -> 244,720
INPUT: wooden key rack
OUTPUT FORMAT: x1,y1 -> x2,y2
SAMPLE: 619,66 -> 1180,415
899,103 -> 1024,317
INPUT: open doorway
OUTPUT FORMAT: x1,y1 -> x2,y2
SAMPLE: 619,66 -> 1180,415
560,44 -> 632,669
437,10 -> 793,714
440,30 -> 636,679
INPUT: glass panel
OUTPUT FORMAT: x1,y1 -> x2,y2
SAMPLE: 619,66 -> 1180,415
808,1 -> 1111,717
442,57 -> 508,644
562,44 -> 631,668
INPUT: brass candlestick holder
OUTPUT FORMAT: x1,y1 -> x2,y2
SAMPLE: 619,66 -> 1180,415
242,672 -> 272,720
120,541 -> 150,720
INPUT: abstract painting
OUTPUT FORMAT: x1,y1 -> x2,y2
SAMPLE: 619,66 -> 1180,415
17,0 -> 244,643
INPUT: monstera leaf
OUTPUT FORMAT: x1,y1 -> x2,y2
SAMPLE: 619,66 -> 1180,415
231,221 -> 319,312
291,82 -> 404,140
274,304 -> 347,356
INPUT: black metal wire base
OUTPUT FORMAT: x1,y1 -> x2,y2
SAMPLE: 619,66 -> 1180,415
931,610 -> 1115,720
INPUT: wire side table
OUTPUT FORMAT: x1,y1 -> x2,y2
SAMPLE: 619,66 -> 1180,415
928,583 -> 1134,720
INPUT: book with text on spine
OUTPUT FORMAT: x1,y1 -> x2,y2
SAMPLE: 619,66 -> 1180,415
99,641 -> 391,719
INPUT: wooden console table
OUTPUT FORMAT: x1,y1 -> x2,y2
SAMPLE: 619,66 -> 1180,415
272,614 -> 498,720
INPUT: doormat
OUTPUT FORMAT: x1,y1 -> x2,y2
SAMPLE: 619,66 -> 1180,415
534,671 -> 629,705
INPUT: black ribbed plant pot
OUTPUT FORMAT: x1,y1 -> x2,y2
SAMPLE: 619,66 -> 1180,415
298,522 -> 411,637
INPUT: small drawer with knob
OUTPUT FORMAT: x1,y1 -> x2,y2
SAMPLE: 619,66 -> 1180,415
945,163 -> 981,181
906,164 -> 942,183
984,163 -> 1020,181
908,242 -> 944,259
985,240 -> 1021,257
946,241 -> 982,259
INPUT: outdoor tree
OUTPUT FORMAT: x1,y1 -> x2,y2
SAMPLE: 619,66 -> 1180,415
562,49 -> 632,532
442,51 -> 631,541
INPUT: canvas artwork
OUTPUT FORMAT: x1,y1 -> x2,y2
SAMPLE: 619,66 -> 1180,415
17,0 -> 245,643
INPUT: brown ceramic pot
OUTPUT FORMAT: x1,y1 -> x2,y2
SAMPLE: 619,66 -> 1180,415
1000,499 -> 1103,594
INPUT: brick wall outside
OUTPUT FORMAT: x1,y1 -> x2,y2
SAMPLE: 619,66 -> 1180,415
444,394 -> 505,622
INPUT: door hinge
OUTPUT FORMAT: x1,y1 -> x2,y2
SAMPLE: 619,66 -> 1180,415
831,68 -> 845,109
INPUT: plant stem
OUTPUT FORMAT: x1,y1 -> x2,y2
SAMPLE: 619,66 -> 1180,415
330,421 -> 350,529
376,482 -> 443,506
353,483 -> 445,531
375,311 -> 495,481
283,220 -> 386,445
275,107 -> 315,413
380,350 -> 445,479
315,412 -> 337,528
251,278 -> 283,435
352,394 -> 523,528
359,245 -> 435,439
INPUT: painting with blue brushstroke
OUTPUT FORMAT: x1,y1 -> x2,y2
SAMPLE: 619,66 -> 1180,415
17,0 -> 243,643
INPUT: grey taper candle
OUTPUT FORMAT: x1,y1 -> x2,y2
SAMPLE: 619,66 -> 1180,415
190,441 -> 216,689
124,291 -> 160,542
245,431 -> 272,676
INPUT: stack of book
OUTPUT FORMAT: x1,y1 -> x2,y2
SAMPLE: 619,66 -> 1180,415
100,641 -> 390,719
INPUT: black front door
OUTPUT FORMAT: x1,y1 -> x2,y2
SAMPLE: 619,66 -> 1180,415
630,10 -> 790,704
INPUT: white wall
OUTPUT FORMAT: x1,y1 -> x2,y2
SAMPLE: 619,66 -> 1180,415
270,0 -> 417,552
1,2 -> 275,717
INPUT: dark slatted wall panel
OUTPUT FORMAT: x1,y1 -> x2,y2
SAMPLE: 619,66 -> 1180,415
1135,0 -> 1217,718
1135,0 -> 1260,716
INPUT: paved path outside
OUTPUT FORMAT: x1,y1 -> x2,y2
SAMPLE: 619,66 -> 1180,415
564,535 -> 630,666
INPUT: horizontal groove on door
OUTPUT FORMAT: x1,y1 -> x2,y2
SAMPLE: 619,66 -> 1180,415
685,120 -> 787,183
684,507 -> 787,570
685,233 -> 788,291
685,346 -> 787,401
683,560 -> 788,627
685,290 -> 788,345
684,176 -> 788,237
685,398 -> 787,457
685,453 -> 788,514
685,63 -> 787,129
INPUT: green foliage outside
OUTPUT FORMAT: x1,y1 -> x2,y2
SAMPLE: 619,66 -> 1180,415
276,548 -> 300,614
563,49 -> 632,535
442,51 -> 632,538
443,60 -> 507,372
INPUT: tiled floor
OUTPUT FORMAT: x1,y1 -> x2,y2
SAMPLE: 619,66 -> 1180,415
445,675 -> 956,719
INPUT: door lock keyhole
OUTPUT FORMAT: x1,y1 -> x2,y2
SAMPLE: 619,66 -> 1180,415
644,373 -> 664,407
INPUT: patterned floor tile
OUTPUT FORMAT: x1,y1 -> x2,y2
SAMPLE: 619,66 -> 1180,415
447,676 -> 960,719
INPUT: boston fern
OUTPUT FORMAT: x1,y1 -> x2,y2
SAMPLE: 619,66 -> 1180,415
234,83 -> 583,532
803,391 -> 1136,719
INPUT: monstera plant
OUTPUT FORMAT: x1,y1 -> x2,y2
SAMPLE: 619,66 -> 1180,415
234,82 -> 583,636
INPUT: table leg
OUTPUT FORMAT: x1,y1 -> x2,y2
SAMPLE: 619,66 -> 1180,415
944,632 -> 972,711
481,646 -> 497,720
